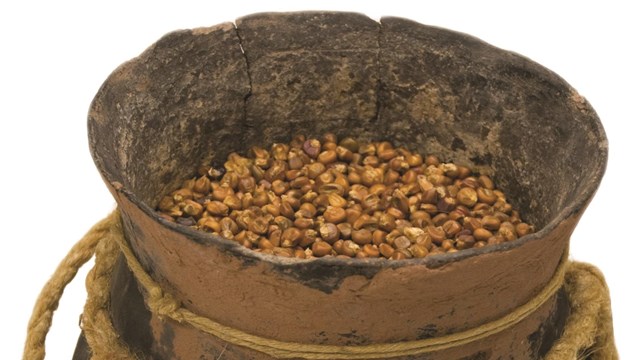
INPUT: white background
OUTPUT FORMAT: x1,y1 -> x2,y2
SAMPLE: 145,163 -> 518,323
1,1 -> 637,359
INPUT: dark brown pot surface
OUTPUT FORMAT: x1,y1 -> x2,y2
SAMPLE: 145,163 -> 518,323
79,11 -> 607,360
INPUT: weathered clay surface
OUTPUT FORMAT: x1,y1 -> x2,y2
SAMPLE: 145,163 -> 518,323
236,12 -> 381,146
88,22 -> 251,207
81,11 -> 607,360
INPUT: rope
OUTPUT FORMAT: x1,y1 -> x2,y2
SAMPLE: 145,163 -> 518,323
545,262 -> 618,360
81,212 -> 138,359
23,211 -> 137,360
23,210 -> 618,359
23,213 -> 114,360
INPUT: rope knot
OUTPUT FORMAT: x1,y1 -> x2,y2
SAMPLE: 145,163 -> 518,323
147,286 -> 182,320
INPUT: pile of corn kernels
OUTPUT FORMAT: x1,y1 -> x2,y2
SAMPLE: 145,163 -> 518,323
156,134 -> 534,259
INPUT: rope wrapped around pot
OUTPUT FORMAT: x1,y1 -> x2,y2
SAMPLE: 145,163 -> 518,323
24,211 -> 618,360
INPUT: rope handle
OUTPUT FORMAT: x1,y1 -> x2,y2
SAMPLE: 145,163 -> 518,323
23,214 -> 114,360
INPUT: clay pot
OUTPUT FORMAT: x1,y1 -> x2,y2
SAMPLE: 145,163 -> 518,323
76,12 -> 607,360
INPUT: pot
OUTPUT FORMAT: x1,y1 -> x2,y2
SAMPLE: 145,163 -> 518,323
75,12 -> 607,360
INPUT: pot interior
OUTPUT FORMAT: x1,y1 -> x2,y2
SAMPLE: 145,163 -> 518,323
88,12 -> 607,251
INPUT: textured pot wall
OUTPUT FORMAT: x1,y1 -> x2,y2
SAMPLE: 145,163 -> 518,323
85,12 -> 607,360
236,13 -> 380,148
378,18 -> 605,227
89,13 -> 605,229
89,22 -> 251,207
